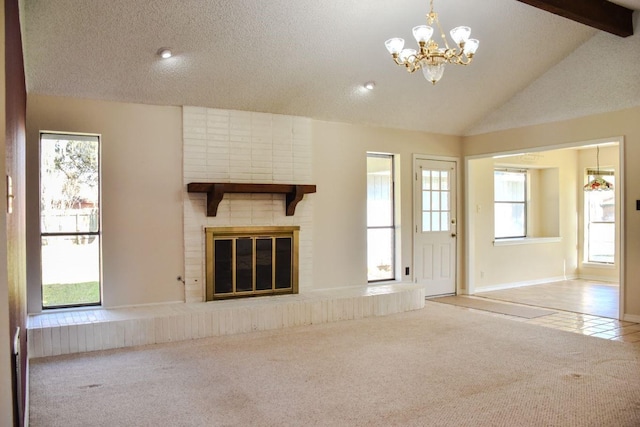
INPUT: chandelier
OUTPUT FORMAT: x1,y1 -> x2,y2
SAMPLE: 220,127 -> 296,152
384,0 -> 479,84
584,146 -> 614,191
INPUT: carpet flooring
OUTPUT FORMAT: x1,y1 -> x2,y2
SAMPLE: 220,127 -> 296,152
430,295 -> 557,318
29,302 -> 640,426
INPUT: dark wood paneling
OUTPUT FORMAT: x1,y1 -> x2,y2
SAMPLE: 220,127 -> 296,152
5,0 -> 27,424
516,0 -> 633,37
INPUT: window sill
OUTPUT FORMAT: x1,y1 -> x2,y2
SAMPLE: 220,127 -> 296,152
582,261 -> 616,269
493,237 -> 562,246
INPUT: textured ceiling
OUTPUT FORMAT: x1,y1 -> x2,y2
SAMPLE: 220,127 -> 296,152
467,12 -> 640,136
20,0 -> 635,136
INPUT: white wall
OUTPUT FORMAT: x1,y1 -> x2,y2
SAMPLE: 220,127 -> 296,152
26,95 -> 463,311
468,148 -> 578,291
311,120 -> 461,288
26,95 -> 184,312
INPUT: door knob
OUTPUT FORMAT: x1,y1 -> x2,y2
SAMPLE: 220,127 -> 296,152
451,233 -> 457,238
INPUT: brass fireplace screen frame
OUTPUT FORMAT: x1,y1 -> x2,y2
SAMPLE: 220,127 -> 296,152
205,226 -> 299,300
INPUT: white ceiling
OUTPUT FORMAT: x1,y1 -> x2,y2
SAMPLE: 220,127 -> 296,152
19,0 -> 638,136
467,12 -> 640,136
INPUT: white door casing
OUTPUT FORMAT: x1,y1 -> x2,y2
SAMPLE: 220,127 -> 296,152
414,158 -> 457,297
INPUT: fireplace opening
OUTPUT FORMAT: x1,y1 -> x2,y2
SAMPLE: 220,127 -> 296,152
205,226 -> 299,300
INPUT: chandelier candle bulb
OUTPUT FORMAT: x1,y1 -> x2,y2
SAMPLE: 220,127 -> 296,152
399,49 -> 417,64
450,26 -> 471,44
463,39 -> 480,55
384,0 -> 479,84
413,25 -> 434,43
385,38 -> 405,55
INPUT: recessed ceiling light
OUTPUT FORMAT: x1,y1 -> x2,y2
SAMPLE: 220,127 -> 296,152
157,48 -> 172,59
364,81 -> 376,90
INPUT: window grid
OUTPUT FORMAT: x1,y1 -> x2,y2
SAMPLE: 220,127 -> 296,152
421,169 -> 450,232
40,133 -> 101,309
585,172 -> 615,264
367,153 -> 395,282
494,169 -> 527,239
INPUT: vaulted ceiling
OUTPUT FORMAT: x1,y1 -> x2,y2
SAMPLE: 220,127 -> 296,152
20,0 -> 640,136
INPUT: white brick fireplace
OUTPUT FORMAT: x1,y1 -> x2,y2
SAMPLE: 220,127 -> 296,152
182,107 -> 314,303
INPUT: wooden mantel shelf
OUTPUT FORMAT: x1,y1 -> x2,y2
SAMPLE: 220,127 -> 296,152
187,183 -> 317,217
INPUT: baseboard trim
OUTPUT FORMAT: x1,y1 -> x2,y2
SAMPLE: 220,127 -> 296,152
623,313 -> 640,323
475,275 -> 577,293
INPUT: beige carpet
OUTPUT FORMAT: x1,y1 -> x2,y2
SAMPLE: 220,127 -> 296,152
29,302 -> 640,426
430,295 -> 556,318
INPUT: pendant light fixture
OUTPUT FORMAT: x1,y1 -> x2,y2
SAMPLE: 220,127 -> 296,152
584,146 -> 613,191
384,0 -> 479,84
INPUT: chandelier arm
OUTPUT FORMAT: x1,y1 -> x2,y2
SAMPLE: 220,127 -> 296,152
406,57 -> 421,72
454,55 -> 472,65
392,55 -> 405,66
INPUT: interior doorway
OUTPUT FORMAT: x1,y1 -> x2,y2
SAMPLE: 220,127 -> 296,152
465,138 -> 623,319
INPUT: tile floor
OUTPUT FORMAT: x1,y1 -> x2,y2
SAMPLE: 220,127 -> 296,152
469,279 -> 640,345
476,279 -> 619,318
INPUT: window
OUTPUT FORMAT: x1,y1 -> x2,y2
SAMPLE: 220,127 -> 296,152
494,169 -> 526,239
367,154 -> 395,282
420,169 -> 451,232
40,133 -> 101,308
585,171 -> 615,264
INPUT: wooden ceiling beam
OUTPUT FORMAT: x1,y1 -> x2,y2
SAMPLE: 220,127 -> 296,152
516,0 -> 634,37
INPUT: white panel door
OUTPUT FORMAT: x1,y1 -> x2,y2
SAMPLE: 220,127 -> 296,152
414,159 -> 457,297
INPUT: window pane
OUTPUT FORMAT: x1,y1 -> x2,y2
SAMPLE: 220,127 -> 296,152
41,235 -> 100,307
367,154 -> 395,282
440,171 -> 449,190
40,133 -> 101,309
432,192 -> 440,211
495,203 -> 526,238
41,136 -> 99,233
441,212 -> 450,231
588,223 -> 615,263
586,179 -> 615,264
495,169 -> 526,239
367,156 -> 393,227
422,212 -> 431,232
587,189 -> 615,222
441,191 -> 449,211
431,171 -> 440,190
367,228 -> 394,281
432,212 -> 441,232
422,171 -> 431,190
495,170 -> 525,202
422,191 -> 431,211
